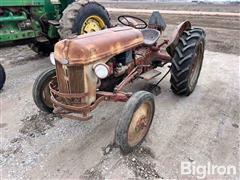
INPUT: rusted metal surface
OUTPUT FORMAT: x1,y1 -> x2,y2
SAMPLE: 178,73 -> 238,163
114,66 -> 140,92
97,91 -> 132,102
49,76 -> 132,120
151,50 -> 172,63
149,40 -> 172,63
54,26 -> 144,65
53,26 -> 145,109
55,60 -> 98,106
139,69 -> 161,81
166,21 -> 191,57
48,21 -> 196,120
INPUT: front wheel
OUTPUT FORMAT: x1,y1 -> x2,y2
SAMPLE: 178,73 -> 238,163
170,28 -> 206,96
115,91 -> 155,154
0,64 -> 6,90
32,67 -> 56,112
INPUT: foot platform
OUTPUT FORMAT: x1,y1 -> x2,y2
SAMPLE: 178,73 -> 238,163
139,69 -> 161,81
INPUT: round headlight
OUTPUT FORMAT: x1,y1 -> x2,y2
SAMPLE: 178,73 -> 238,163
93,63 -> 109,79
50,52 -> 55,65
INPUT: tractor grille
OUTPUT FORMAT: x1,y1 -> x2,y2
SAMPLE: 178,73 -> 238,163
55,61 -> 85,94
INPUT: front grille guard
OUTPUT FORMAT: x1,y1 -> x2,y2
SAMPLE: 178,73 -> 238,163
49,77 -> 105,121
49,77 -> 132,121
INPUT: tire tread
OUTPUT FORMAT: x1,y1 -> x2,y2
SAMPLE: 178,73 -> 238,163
32,67 -> 55,112
170,27 -> 205,96
59,1 -> 111,39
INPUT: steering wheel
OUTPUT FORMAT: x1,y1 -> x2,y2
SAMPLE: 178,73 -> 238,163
118,15 -> 147,29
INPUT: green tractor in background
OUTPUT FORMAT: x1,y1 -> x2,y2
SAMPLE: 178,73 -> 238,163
0,0 -> 111,90
0,0 -> 111,55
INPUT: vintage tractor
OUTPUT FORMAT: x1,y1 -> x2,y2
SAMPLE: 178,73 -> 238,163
0,64 -> 6,90
33,12 -> 205,153
0,0 -> 111,55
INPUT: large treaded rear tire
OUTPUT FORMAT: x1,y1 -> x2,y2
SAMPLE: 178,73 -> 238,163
170,28 -> 206,96
32,67 -> 56,113
59,1 -> 111,39
0,64 -> 6,90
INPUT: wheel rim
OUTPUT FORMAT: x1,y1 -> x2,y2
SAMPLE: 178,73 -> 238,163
127,102 -> 153,147
188,42 -> 204,90
42,77 -> 54,109
81,15 -> 105,34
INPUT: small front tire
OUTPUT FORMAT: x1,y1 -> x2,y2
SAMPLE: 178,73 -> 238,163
32,67 -> 56,113
115,91 -> 155,154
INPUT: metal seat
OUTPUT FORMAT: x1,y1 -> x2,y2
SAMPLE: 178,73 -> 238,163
141,29 -> 160,46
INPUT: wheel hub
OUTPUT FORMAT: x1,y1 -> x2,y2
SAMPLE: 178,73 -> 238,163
135,116 -> 148,132
128,102 -> 152,147
81,16 -> 105,34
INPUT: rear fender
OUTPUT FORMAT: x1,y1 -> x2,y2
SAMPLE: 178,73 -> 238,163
166,21 -> 191,57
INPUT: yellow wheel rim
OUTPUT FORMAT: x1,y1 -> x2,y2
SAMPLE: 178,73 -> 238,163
81,15 -> 105,34
128,102 -> 153,147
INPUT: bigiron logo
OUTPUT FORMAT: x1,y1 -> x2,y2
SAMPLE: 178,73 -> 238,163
181,161 -> 237,179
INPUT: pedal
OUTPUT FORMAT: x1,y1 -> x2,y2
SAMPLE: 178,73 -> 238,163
139,69 -> 161,81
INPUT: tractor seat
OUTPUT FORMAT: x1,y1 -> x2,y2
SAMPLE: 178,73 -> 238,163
141,29 -> 160,46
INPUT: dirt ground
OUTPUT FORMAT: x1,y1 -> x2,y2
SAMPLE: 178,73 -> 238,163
106,4 -> 240,55
102,2 -> 240,13
0,3 -> 240,180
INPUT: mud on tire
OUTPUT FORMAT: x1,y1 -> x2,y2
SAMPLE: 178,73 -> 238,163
32,67 -> 56,113
170,28 -> 206,96
59,1 -> 111,39
115,91 -> 155,154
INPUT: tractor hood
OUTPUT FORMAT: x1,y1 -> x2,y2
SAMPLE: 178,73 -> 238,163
54,26 -> 144,65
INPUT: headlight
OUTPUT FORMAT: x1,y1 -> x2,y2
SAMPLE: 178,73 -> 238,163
93,63 -> 109,79
50,52 -> 55,65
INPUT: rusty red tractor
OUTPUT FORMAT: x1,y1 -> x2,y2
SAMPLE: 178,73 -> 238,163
33,12 -> 205,153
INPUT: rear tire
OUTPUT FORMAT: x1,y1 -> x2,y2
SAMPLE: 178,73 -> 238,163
170,28 -> 206,96
115,91 -> 155,154
0,64 -> 6,90
32,67 -> 56,113
59,1 -> 111,39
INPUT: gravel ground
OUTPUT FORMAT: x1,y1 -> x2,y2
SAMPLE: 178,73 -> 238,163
0,7 -> 240,179
109,12 -> 240,55
0,45 -> 239,179
102,2 -> 240,13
